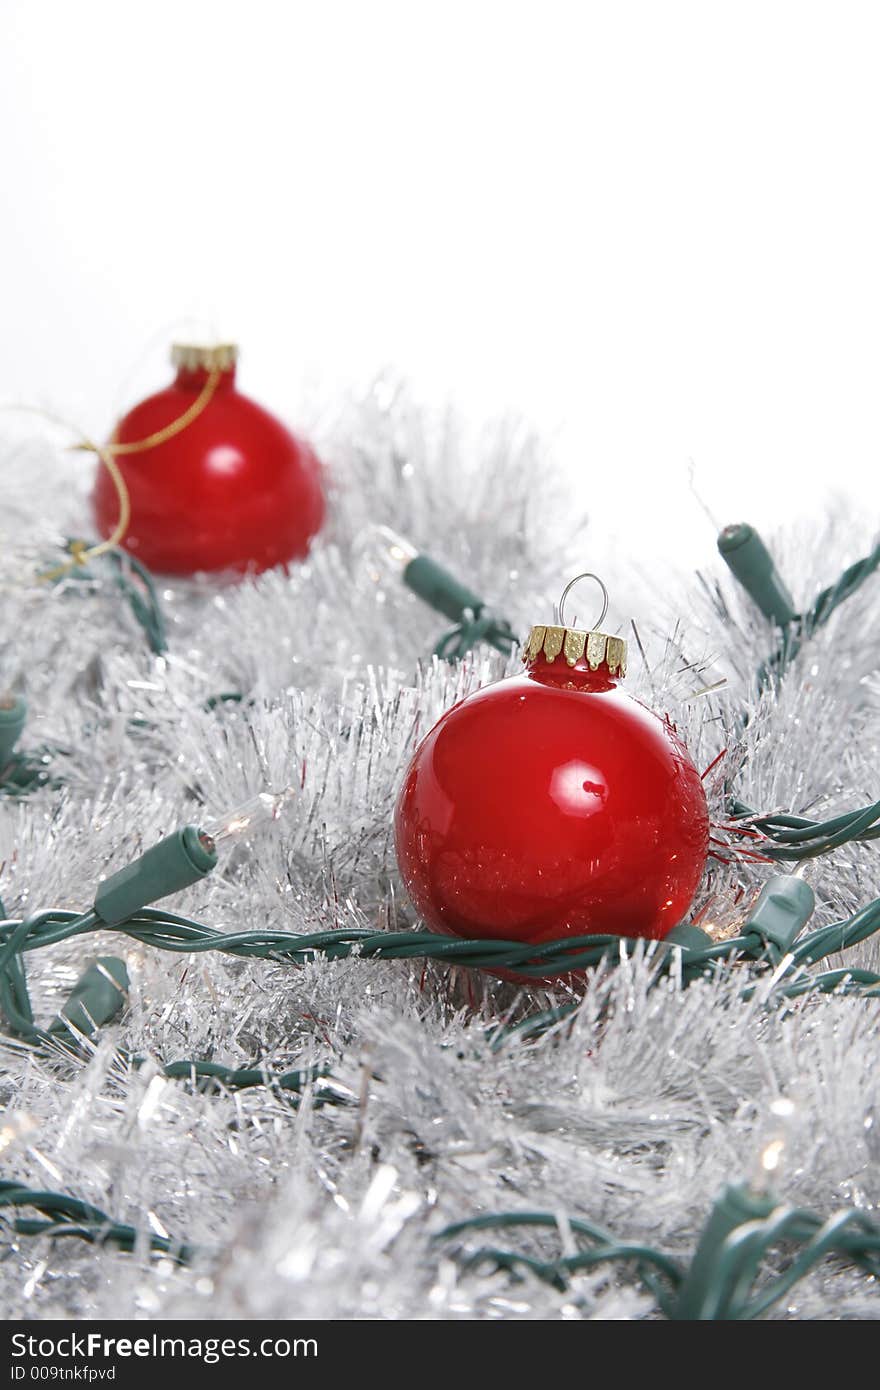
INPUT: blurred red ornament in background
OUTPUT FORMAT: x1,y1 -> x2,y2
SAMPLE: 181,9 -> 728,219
93,343 -> 325,576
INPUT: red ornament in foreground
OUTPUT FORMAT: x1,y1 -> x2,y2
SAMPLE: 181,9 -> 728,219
93,343 -> 325,576
395,595 -> 709,947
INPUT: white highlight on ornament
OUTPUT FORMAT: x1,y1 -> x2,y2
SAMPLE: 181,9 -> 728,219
549,760 -> 608,817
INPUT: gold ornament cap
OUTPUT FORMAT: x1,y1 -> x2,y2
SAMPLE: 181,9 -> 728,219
523,624 -> 627,676
523,572 -> 627,677
171,343 -> 238,372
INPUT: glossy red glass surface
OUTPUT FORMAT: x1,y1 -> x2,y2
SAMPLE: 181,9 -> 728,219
394,651 -> 709,945
93,363 -> 325,575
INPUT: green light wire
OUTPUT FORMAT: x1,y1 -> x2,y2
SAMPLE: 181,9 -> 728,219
749,535 -> 880,694
804,538 -> 880,634
1,547 -> 166,799
736,1209 -> 880,1320
0,747 -> 64,798
730,798 -> 880,861
717,538 -> 880,850
0,1180 -> 197,1264
434,1210 -> 683,1315
4,1171 -> 878,1323
0,903 -> 353,1106
0,912 -> 694,980
103,548 -> 167,656
434,611 -> 519,661
3,1167 -> 877,1320
434,1196 -> 880,1320
685,1204 -> 880,1320
2,890 -> 879,1066
2,898 -> 879,1316
154,1059 -> 349,1107
4,532 -> 876,1304
55,542 -> 167,657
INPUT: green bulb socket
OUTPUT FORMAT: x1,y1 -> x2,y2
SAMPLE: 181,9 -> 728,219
673,1181 -> 777,1320
0,695 -> 27,767
49,956 -> 130,1039
744,875 -> 815,954
181,824 -> 220,874
94,825 -> 219,928
663,922 -> 714,952
403,554 -> 486,624
718,523 -> 798,627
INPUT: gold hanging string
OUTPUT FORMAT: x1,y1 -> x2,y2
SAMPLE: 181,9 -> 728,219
98,364 -> 222,457
5,364 -> 222,582
39,440 -> 132,581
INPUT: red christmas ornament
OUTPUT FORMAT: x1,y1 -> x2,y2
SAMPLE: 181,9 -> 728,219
92,344 -> 325,575
395,578 -> 709,947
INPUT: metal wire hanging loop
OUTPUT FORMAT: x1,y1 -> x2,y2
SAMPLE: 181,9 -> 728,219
556,572 -> 609,630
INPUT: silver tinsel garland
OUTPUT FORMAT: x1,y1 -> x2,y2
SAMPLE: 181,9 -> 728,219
0,378 -> 878,1319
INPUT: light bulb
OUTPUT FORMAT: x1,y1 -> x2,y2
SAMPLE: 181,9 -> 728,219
201,790 -> 292,847
358,524 -> 419,585
751,1096 -> 798,1194
355,523 -> 516,656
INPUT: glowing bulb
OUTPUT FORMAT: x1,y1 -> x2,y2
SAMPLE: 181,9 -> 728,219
201,790 -> 292,847
760,1138 -> 785,1174
375,525 -> 418,572
356,524 -> 419,585
752,1096 -> 798,1193
0,1111 -> 37,1155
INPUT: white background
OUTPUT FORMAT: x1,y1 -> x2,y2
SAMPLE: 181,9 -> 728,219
1,0 -> 878,567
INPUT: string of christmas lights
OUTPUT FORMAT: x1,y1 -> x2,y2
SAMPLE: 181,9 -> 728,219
718,521 -> 880,696
0,850 -> 878,1062
0,696 -> 61,797
362,525 -> 519,659
1,442 -> 878,1322
731,800 -> 880,860
0,1180 -> 197,1265
46,544 -> 167,656
4,1133 -> 878,1319
436,1186 -> 880,1320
